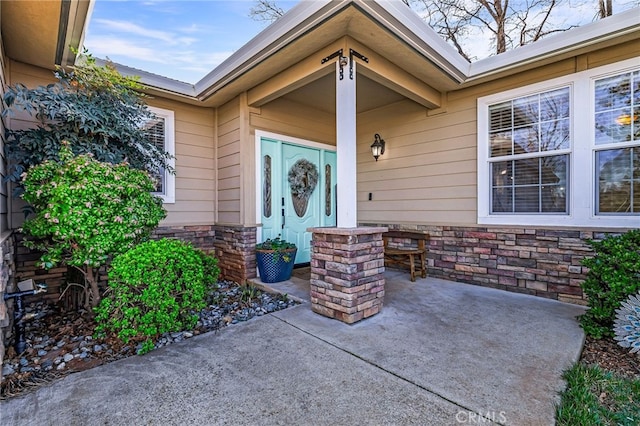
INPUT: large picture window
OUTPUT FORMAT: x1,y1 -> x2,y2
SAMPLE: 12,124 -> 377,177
477,57 -> 639,228
594,71 -> 640,214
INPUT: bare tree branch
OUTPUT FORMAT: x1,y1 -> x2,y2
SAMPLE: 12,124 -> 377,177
249,0 -> 285,23
251,0 -> 639,61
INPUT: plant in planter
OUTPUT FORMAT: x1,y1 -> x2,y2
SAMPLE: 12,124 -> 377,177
255,237 -> 297,283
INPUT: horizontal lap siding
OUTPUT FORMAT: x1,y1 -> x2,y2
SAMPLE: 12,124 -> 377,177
357,98 -> 477,225
357,43 -> 640,228
582,39 -> 640,70
6,61 -> 56,228
217,98 -> 241,224
251,97 -> 335,145
147,98 -> 215,226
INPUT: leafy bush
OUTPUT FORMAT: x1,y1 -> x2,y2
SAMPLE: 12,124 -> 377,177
256,237 -> 297,263
579,230 -> 640,338
21,144 -> 166,309
95,239 -> 220,354
3,51 -> 172,194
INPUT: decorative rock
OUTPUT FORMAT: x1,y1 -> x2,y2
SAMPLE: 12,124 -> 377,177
0,279 -> 300,396
2,364 -> 15,376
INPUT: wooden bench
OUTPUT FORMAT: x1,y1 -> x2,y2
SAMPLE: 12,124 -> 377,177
383,231 -> 429,282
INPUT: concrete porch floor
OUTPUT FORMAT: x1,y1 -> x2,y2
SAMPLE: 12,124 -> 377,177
3,268 -> 586,425
252,267 -> 586,425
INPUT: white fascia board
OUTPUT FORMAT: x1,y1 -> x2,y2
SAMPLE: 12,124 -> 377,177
468,8 -> 640,81
88,2 -> 639,100
360,0 -> 470,81
94,58 -> 197,97
193,0 -> 339,98
193,0 -> 471,98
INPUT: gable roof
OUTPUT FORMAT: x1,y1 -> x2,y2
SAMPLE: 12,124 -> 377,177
3,0 -> 639,107
111,0 -> 640,107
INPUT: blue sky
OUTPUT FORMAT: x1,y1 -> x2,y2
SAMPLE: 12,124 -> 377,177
84,1 -> 638,84
84,1 -> 300,83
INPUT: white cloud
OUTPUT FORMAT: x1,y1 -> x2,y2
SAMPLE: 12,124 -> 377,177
179,23 -> 207,34
85,33 -> 235,82
93,19 -> 178,43
85,36 -> 170,63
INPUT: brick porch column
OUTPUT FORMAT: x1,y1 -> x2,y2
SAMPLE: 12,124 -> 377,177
308,227 -> 388,324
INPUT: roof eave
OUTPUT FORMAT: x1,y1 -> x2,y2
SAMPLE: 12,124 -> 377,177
95,58 -> 197,98
58,0 -> 94,67
144,0 -> 470,101
467,9 -> 640,82
193,0 -> 339,100
357,0 -> 470,82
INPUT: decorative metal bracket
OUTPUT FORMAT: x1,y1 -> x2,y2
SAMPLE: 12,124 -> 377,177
321,48 -> 369,80
349,49 -> 369,80
321,49 -> 347,80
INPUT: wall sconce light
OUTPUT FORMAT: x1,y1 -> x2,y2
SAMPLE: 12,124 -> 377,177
371,133 -> 385,161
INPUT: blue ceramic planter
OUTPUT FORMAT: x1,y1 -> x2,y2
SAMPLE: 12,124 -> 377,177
256,248 -> 297,283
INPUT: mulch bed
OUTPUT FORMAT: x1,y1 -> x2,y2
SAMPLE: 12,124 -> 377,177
580,336 -> 640,379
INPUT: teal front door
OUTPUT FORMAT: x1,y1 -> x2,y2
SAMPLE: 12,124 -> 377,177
260,138 -> 337,264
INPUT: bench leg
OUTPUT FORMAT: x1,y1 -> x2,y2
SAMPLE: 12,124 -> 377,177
409,254 -> 416,282
420,253 -> 427,278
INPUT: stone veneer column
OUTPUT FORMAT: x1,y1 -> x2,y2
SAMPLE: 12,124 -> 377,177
308,227 -> 388,324
1,234 -> 16,371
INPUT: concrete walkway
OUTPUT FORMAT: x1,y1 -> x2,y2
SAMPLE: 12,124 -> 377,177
1,270 -> 585,425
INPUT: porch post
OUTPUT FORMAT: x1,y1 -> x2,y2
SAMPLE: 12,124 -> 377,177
335,58 -> 357,227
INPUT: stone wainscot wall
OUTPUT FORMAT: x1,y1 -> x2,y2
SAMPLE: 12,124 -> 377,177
12,225 -> 258,301
365,224 -> 629,304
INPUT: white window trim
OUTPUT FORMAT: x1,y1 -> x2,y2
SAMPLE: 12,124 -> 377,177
477,57 -> 640,228
147,106 -> 175,204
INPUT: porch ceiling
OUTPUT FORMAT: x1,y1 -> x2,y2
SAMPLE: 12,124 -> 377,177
281,72 -> 405,114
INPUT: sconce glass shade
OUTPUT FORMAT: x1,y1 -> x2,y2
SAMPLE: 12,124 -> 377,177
371,133 -> 385,161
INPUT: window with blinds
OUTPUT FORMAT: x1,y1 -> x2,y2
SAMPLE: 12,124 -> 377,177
141,106 -> 174,203
488,87 -> 570,214
144,116 -> 167,194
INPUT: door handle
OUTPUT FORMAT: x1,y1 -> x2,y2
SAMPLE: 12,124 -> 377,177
282,197 -> 285,229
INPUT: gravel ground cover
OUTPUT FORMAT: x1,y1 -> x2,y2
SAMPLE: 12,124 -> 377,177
1,281 -> 296,399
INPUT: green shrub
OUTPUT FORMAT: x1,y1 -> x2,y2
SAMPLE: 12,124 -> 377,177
579,230 -> 640,338
21,144 -> 166,309
95,239 -> 220,354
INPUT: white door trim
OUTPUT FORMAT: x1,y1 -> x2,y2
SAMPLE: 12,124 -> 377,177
254,130 -> 336,244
